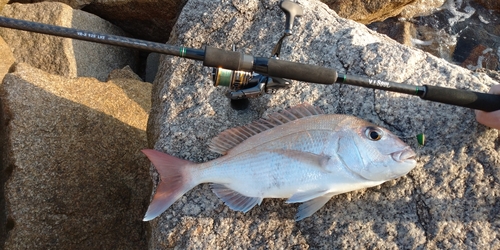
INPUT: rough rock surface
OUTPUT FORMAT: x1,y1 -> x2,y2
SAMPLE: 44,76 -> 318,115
0,2 -> 136,81
0,0 -> 6,11
0,36 -> 14,82
0,63 -> 151,249
147,0 -> 500,248
399,0 -> 445,18
322,0 -> 446,24
0,34 -> 14,250
322,0 -> 416,24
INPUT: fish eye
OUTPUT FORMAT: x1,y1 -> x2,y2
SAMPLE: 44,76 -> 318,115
365,127 -> 383,141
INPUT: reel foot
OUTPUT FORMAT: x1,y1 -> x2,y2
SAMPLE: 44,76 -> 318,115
230,98 -> 250,110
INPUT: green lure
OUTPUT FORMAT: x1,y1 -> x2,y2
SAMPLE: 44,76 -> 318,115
416,133 -> 425,146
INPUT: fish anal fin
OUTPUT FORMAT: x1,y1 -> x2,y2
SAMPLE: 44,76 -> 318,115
272,149 -> 331,173
208,103 -> 324,155
211,184 -> 262,213
295,194 -> 334,221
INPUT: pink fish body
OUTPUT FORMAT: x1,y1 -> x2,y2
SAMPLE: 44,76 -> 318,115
143,104 -> 416,221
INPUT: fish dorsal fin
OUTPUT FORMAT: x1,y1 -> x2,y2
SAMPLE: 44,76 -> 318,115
209,103 -> 324,155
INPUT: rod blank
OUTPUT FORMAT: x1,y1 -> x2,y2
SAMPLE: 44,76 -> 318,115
0,16 -> 499,111
0,16 -> 205,60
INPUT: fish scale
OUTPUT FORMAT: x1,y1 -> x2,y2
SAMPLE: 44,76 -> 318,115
142,104 -> 416,221
197,151 -> 327,198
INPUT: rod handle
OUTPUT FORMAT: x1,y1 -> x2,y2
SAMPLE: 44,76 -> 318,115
422,85 -> 500,112
267,58 -> 337,84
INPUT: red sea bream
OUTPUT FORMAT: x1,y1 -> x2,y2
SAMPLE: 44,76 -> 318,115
142,104 -> 417,221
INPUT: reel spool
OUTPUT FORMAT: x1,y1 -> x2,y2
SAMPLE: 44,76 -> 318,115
212,68 -> 253,92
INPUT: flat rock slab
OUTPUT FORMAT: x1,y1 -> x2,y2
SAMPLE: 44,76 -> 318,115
0,63 -> 151,249
147,0 -> 500,248
0,2 -> 136,81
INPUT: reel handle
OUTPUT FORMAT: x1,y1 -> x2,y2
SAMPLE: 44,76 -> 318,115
280,0 -> 303,35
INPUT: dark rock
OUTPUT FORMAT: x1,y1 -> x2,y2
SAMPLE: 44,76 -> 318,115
146,53 -> 160,83
0,35 -> 15,250
82,0 -> 188,43
474,0 -> 500,12
367,17 -> 414,45
461,44 -> 499,70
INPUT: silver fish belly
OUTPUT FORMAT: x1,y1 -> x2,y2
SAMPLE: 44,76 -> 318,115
142,104 -> 417,221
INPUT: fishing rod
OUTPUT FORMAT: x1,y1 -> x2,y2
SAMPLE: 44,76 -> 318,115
0,0 -> 499,111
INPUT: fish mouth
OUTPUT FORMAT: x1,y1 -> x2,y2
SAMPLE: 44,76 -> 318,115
391,146 -> 416,163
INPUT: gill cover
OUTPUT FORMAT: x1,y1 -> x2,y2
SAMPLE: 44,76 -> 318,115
337,126 -> 416,181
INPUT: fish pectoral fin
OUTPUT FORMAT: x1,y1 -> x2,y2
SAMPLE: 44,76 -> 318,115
295,194 -> 334,221
272,149 -> 331,173
211,184 -> 262,213
286,189 -> 329,203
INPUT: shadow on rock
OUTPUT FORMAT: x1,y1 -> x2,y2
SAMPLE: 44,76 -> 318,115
0,66 -> 152,249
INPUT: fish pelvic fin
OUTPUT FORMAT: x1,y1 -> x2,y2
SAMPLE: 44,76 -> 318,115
142,149 -> 196,221
211,184 -> 263,213
295,194 -> 334,221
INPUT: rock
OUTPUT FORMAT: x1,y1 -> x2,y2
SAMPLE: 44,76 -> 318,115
107,65 -> 143,81
9,0 -> 188,43
323,0 -> 446,24
146,53 -> 161,83
0,0 -> 7,11
9,0 -> 91,9
0,63 -> 151,249
322,0 -> 416,24
0,36 -> 15,82
399,0 -> 445,18
367,17 -> 413,46
474,0 -> 500,12
461,44 -> 499,71
147,0 -> 500,248
0,35 -> 14,247
370,0 -> 500,68
82,0 -> 188,43
0,2 -> 137,82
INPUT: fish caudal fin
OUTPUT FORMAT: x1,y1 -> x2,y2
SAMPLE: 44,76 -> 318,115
142,149 -> 196,221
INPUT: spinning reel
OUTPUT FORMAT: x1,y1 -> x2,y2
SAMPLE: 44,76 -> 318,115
211,0 -> 303,109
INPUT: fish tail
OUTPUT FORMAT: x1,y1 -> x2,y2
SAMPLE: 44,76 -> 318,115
142,149 -> 196,221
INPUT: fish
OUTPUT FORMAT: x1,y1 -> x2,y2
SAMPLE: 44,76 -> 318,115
142,103 -> 417,221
